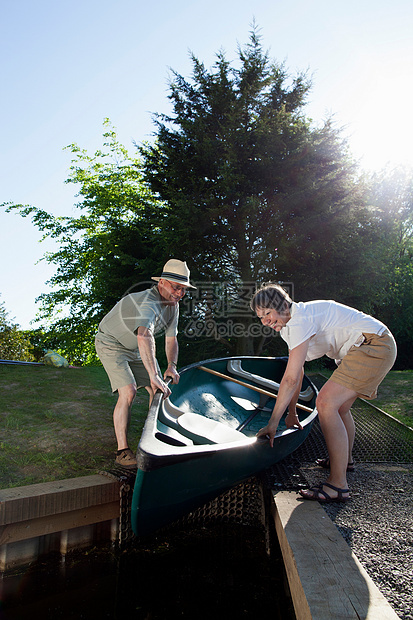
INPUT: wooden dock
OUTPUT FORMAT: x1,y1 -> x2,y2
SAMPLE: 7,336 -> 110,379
272,490 -> 400,619
0,475 -> 402,619
0,474 -> 123,572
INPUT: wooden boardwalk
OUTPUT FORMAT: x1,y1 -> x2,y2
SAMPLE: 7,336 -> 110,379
272,490 -> 400,620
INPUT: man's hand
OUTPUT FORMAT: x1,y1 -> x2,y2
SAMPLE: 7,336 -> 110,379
150,374 -> 171,399
164,364 -> 180,385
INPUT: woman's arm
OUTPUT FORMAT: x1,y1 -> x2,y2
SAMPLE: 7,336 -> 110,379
285,367 -> 304,430
257,340 -> 310,446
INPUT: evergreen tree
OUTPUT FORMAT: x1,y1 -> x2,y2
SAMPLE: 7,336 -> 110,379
367,166 -> 413,367
141,27 -> 373,354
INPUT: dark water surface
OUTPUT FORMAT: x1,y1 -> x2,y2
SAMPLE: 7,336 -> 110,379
0,521 -> 294,619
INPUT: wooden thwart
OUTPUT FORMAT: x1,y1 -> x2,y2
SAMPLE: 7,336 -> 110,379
198,365 -> 313,413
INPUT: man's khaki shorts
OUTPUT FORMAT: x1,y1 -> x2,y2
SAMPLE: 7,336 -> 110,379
331,331 -> 397,399
95,332 -> 159,393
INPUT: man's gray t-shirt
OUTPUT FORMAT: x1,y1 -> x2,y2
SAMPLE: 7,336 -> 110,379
97,286 -> 178,354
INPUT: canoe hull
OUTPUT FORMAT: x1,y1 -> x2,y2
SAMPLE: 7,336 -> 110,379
131,356 -> 318,537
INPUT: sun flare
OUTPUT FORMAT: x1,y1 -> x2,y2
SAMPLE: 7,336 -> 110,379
344,59 -> 413,171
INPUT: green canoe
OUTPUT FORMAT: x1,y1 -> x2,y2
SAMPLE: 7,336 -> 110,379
131,356 -> 318,537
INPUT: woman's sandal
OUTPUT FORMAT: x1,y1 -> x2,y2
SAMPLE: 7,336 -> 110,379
316,457 -> 355,472
299,482 -> 351,503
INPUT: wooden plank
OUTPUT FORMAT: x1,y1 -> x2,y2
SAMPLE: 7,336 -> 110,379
0,475 -> 121,525
272,490 -> 400,620
0,501 -> 120,545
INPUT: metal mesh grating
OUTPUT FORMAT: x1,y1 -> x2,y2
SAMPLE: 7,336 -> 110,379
260,459 -> 309,492
292,408 -> 413,465
175,477 -> 266,529
295,372 -> 413,464
349,401 -> 413,462
306,373 -> 413,463
100,468 -> 136,545
102,470 -> 267,542
262,376 -> 413,491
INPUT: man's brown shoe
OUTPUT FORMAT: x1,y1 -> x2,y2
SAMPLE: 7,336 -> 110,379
115,448 -> 137,469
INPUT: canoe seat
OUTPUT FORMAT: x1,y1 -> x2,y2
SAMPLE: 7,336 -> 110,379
156,420 -> 194,446
177,413 -> 247,445
161,399 -> 248,445
159,398 -> 186,430
227,359 -> 314,401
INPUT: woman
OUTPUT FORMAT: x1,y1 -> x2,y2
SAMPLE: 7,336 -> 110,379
250,284 -> 397,502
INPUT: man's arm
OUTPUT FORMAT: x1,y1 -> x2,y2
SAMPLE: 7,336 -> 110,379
257,339 -> 310,447
137,326 -> 171,398
164,336 -> 180,384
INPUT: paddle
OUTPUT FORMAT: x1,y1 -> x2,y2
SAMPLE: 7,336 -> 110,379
198,365 -> 313,413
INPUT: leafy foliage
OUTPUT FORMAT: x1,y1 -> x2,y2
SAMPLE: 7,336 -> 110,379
5,121 -> 166,364
366,166 -> 413,367
3,31 -> 413,368
0,298 -> 34,361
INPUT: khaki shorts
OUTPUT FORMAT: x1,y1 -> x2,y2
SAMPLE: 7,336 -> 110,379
331,331 -> 397,399
95,332 -> 160,393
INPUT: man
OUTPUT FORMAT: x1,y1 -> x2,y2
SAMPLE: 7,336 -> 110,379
95,259 -> 196,468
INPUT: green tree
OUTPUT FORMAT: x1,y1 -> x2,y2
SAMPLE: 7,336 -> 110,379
141,27 -> 375,355
5,121 -> 166,364
367,166 -> 413,368
0,298 -> 34,361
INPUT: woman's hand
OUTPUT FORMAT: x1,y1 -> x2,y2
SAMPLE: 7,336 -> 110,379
285,410 -> 303,430
257,419 -> 279,448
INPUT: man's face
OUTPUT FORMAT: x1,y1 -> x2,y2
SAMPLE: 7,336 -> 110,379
158,279 -> 188,305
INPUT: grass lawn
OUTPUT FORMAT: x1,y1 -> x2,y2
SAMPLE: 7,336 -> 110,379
373,370 -> 413,427
0,363 -> 412,489
0,364 -> 149,489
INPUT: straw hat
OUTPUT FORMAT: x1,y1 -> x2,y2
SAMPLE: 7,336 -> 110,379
151,259 -> 196,289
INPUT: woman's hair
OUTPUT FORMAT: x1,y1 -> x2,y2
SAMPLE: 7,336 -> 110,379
250,283 -> 292,313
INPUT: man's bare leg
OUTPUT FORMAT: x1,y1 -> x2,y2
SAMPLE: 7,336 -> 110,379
114,383 -> 137,450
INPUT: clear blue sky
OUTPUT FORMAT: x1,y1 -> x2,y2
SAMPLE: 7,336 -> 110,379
1,0 -> 412,329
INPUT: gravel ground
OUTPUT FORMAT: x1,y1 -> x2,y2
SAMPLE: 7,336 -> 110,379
299,462 -> 413,620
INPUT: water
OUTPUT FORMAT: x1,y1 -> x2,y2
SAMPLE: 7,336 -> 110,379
0,520 -> 294,619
